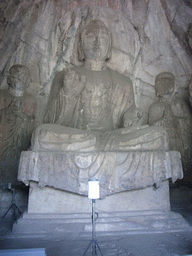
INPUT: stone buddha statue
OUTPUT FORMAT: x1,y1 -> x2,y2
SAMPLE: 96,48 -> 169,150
32,20 -> 168,152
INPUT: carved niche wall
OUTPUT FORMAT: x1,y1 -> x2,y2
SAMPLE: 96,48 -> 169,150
0,1 -> 192,183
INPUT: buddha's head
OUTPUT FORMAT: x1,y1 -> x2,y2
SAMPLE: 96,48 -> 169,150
155,72 -> 175,97
78,20 -> 112,62
7,64 -> 31,96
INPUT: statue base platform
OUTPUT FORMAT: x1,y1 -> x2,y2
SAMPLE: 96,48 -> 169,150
13,150 -> 190,236
13,211 -> 191,238
27,180 -> 170,213
12,180 -> 191,236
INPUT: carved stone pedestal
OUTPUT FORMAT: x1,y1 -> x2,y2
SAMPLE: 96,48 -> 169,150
12,150 -> 191,236
13,209 -> 191,238
13,180 -> 191,237
27,180 -> 170,214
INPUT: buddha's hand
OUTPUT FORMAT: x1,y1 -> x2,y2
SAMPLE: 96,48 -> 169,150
123,107 -> 145,127
63,68 -> 85,97
154,120 -> 165,127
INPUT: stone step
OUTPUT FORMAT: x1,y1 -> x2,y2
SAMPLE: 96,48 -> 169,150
11,210 -> 192,239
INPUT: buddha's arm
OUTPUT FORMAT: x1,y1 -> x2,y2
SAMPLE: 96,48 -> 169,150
173,99 -> 192,137
44,71 -> 64,124
148,102 -> 165,126
44,68 -> 85,127
111,70 -> 136,128
175,99 -> 192,120
123,107 -> 146,127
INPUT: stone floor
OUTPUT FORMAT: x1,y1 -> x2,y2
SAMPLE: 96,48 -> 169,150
0,184 -> 192,256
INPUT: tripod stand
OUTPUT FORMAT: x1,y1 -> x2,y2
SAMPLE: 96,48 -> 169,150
2,184 -> 21,220
83,199 -> 103,256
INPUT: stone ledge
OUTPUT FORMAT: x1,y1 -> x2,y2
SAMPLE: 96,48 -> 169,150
12,210 -> 192,238
27,180 -> 171,213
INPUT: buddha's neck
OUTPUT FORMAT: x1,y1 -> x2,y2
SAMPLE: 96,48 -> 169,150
84,59 -> 107,71
160,95 -> 173,102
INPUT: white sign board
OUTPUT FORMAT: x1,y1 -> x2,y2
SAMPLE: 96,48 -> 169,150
88,180 -> 100,199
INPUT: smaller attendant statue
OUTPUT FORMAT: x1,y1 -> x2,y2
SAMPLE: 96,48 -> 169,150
149,72 -> 192,177
0,64 -> 36,183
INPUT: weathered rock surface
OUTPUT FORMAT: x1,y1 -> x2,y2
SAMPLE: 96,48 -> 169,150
1,0 -> 192,182
18,150 -> 183,198
0,1 -> 192,120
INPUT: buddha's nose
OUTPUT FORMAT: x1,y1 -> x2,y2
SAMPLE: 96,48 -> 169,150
95,36 -> 101,46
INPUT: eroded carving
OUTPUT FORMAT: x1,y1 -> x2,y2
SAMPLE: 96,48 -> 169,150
149,72 -> 192,173
0,64 -> 36,183
18,20 -> 184,198
18,150 -> 183,198
33,20 -> 168,152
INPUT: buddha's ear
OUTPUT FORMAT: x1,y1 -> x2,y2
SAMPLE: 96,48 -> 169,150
103,28 -> 112,61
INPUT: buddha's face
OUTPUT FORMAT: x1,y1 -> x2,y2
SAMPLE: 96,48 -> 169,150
155,77 -> 174,97
81,21 -> 110,61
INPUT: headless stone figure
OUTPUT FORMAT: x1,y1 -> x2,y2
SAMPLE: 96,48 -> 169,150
32,20 -> 168,152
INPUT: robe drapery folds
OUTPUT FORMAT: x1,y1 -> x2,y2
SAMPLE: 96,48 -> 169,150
44,66 -> 134,130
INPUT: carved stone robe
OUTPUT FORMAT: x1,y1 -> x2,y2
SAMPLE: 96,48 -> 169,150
44,66 -> 134,131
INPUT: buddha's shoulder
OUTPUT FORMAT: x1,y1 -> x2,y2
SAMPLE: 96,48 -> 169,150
62,66 -> 133,86
109,69 -> 132,86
